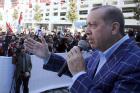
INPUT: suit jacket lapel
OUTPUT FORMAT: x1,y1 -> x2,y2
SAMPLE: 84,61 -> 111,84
87,51 -> 100,79
92,38 -> 135,84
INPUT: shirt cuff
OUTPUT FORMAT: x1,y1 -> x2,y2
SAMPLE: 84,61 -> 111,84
69,71 -> 86,89
43,53 -> 51,65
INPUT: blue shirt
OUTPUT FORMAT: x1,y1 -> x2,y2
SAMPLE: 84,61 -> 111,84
95,35 -> 129,75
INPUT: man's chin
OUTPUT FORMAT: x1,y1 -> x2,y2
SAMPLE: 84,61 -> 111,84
91,44 -> 96,49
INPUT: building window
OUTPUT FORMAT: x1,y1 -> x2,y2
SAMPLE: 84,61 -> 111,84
46,9 -> 50,11
122,7 -> 135,13
45,18 -> 49,20
46,13 -> 49,16
124,0 -> 135,4
79,10 -> 88,15
112,1 -> 117,5
53,8 -> 58,10
92,4 -> 102,7
61,7 -> 67,10
60,12 -> 66,16
54,2 -> 58,5
60,18 -> 66,20
53,12 -> 58,16
29,14 -> 32,17
80,4 -> 88,8
80,18 -> 86,20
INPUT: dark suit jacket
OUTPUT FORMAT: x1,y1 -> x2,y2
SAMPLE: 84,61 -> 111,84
43,38 -> 140,93
14,53 -> 32,80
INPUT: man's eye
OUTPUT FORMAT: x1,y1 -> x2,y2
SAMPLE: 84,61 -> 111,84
89,24 -> 97,28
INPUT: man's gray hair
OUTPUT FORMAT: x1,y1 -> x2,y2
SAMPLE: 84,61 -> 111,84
91,5 -> 125,36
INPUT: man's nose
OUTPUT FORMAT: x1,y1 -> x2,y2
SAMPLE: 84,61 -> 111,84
85,27 -> 91,35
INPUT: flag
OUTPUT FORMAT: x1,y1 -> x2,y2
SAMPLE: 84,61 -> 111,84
6,22 -> 13,34
17,12 -> 22,33
18,12 -> 22,24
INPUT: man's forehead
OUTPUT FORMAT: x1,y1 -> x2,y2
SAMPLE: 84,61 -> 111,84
87,9 -> 105,21
86,12 -> 99,23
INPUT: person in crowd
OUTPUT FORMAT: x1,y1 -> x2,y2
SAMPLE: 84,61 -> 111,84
46,34 -> 55,52
66,34 -> 78,51
135,31 -> 140,47
13,44 -> 32,93
24,5 -> 140,93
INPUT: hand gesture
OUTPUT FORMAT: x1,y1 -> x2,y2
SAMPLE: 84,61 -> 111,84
24,37 -> 50,59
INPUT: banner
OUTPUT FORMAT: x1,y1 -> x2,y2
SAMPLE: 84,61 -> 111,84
29,54 -> 72,93
0,56 -> 15,93
0,53 -> 72,93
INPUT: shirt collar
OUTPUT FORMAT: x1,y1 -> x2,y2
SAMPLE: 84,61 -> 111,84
100,35 -> 129,60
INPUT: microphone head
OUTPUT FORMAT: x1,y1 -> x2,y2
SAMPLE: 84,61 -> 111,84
78,40 -> 90,51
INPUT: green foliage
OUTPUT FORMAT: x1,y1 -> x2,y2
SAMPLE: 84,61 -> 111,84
12,9 -> 18,20
134,0 -> 140,2
134,3 -> 140,20
34,4 -> 43,22
0,12 -> 2,20
67,0 -> 78,23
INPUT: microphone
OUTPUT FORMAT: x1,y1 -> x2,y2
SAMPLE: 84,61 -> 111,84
57,40 -> 90,77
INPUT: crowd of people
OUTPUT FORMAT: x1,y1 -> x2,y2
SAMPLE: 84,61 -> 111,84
0,27 -> 139,57
0,29 -> 91,57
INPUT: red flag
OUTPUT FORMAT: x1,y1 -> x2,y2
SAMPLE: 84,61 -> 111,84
18,12 -> 23,24
6,22 -> 13,33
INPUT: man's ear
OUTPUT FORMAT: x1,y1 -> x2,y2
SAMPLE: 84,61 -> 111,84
111,22 -> 120,35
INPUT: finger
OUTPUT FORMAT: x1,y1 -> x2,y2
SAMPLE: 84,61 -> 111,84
25,46 -> 34,53
40,37 -> 46,44
73,46 -> 81,53
24,41 -> 34,49
25,34 -> 30,39
67,51 -> 71,58
26,38 -> 37,45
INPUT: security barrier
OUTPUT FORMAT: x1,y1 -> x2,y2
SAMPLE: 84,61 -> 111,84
0,53 -> 72,93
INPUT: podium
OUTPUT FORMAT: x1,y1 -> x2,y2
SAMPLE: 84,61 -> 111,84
0,56 -> 15,93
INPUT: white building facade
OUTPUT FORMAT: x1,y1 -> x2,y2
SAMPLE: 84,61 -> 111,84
0,0 -> 139,32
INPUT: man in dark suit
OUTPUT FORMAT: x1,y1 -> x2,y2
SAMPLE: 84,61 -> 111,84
25,5 -> 140,93
13,45 -> 32,93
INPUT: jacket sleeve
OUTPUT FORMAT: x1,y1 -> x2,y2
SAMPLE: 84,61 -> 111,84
43,53 -> 72,76
70,73 -> 101,93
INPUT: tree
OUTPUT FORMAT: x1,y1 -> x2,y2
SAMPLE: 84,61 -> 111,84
12,9 -> 18,20
34,4 -> 43,22
134,0 -> 140,21
0,12 -> 2,20
67,0 -> 78,28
